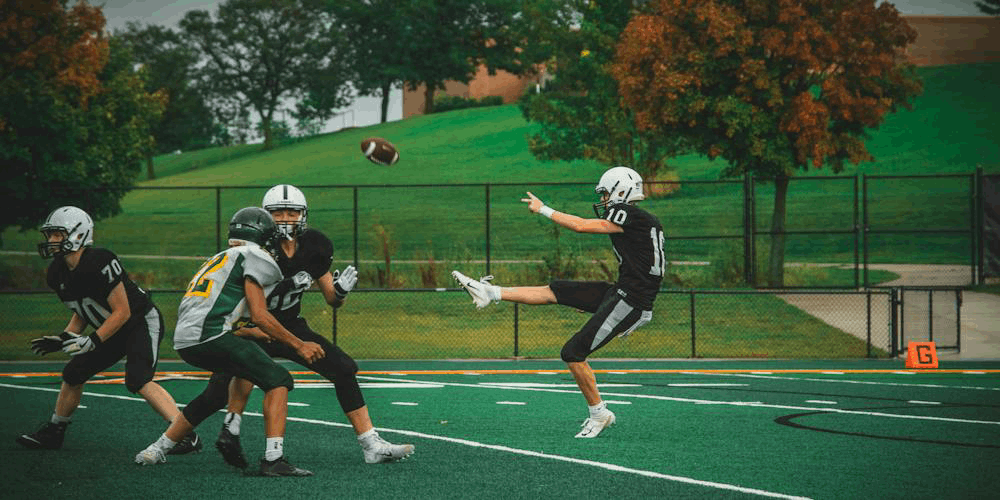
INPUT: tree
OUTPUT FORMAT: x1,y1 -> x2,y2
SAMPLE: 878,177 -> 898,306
116,23 -> 219,179
401,0 -> 530,114
0,0 -> 164,239
518,0 -> 686,176
976,0 -> 1000,16
179,0 -> 352,150
331,0 -> 409,123
612,0 -> 922,286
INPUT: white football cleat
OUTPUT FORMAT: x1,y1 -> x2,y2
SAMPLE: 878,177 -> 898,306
362,435 -> 415,464
574,410 -> 616,438
451,270 -> 499,309
135,444 -> 167,465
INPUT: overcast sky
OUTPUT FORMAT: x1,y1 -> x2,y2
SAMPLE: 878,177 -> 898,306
93,0 -> 990,32
90,0 -> 989,135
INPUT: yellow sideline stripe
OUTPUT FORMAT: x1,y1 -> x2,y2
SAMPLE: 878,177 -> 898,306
1,368 -> 998,378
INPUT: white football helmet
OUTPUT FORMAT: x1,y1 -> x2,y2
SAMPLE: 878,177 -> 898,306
37,206 -> 94,258
262,184 -> 308,239
593,166 -> 645,216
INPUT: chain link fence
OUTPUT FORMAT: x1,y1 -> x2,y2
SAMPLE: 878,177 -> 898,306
1,170 -> 982,360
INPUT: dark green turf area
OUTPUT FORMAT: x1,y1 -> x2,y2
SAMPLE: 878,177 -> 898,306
2,359 -> 998,499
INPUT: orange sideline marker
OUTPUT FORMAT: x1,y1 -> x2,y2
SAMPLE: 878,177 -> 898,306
905,341 -> 939,369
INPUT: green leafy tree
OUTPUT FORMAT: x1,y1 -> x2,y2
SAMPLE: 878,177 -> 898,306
976,0 -> 1000,16
518,0 -> 686,178
116,23 -> 219,179
331,0 -> 409,123
179,0 -> 352,150
402,0 -> 529,114
1,0 -> 164,239
612,0 -> 922,286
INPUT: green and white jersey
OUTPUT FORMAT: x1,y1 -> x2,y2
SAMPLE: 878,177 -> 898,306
174,243 -> 282,350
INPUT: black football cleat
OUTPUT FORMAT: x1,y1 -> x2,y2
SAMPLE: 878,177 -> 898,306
216,425 -> 248,469
17,421 -> 69,450
259,456 -> 313,477
168,432 -> 203,455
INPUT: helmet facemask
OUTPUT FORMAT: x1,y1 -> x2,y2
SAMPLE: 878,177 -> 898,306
262,184 -> 308,240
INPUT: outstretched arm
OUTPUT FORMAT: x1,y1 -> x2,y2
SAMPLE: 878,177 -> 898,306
521,191 -> 623,234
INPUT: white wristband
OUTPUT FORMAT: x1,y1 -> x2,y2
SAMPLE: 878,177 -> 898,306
539,206 -> 555,219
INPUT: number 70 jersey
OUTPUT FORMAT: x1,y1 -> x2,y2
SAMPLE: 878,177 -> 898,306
173,244 -> 283,350
604,202 -> 665,310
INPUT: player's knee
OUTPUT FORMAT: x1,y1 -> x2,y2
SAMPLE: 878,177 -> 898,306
560,341 -> 587,363
61,366 -> 87,387
125,377 -> 149,394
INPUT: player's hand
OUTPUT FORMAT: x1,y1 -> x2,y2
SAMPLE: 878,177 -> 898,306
296,341 -> 325,363
333,265 -> 357,298
520,191 -> 545,213
62,333 -> 102,356
30,331 -> 79,355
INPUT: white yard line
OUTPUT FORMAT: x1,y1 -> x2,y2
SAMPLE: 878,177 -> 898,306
0,381 -> 809,499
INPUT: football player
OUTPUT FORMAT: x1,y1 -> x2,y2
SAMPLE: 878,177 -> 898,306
134,207 -> 325,477
209,184 -> 413,467
453,166 -> 664,438
18,206 -> 201,454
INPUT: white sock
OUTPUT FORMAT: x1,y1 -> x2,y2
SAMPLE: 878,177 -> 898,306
588,401 -> 608,417
155,433 -> 177,453
264,437 -> 284,461
357,429 -> 378,448
224,412 -> 242,435
50,414 -> 71,425
486,284 -> 502,302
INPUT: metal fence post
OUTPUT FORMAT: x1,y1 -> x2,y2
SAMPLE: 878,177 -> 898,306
749,176 -> 757,287
854,175 -> 860,289
956,290 -> 963,353
969,173 -> 977,285
862,174 -> 869,287
690,292 -> 696,358
485,184 -> 491,276
928,290 -> 934,343
866,288 -> 872,358
513,302 -> 519,357
352,186 -> 359,270
889,287 -> 899,357
743,173 -> 752,285
215,187 -> 222,253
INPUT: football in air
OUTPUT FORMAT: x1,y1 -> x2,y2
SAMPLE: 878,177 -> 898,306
360,137 -> 400,166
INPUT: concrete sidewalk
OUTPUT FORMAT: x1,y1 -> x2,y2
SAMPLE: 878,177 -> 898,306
779,264 -> 1000,360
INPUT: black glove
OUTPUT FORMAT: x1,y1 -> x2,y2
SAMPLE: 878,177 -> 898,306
30,331 -> 79,355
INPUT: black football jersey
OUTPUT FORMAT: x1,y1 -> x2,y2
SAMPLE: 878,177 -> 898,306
46,247 -> 153,330
266,228 -> 334,320
603,203 -> 665,310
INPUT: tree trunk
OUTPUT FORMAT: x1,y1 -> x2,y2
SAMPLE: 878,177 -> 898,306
767,174 -> 790,287
380,81 -> 392,123
145,153 -> 155,180
423,84 -> 435,114
261,113 -> 273,151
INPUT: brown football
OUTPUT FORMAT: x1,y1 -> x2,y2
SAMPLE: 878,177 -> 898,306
360,137 -> 400,166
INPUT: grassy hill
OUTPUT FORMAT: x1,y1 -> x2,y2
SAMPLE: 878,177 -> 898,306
2,62 -> 997,283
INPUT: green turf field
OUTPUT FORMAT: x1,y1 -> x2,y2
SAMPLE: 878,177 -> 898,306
2,360 -> 998,500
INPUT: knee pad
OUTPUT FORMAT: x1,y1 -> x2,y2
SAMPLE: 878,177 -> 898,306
560,339 -> 588,363
125,377 -> 148,394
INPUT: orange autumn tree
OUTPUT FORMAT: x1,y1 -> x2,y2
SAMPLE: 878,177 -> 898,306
611,0 -> 922,286
1,1 -> 164,237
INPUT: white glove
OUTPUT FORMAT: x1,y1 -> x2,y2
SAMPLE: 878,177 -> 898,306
62,333 -> 102,356
333,265 -> 357,298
